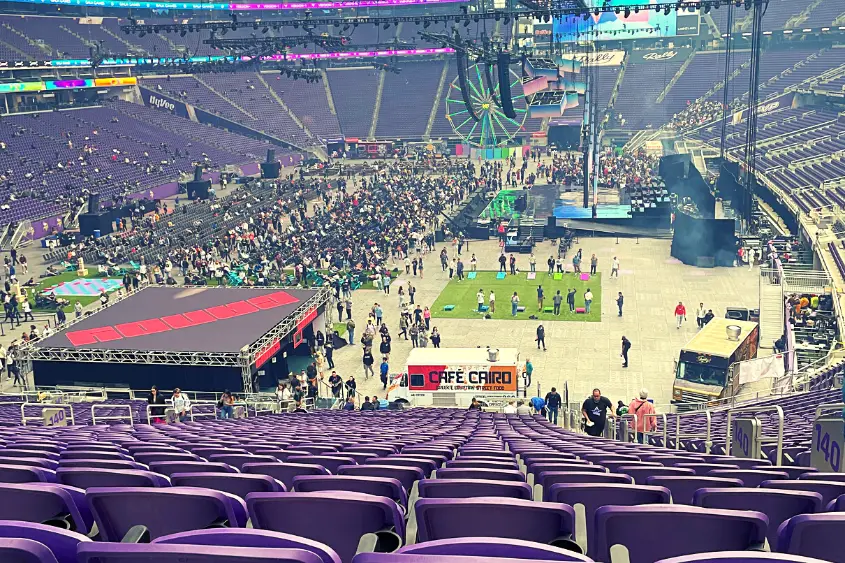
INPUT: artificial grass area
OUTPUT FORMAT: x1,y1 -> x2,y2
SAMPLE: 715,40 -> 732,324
30,272 -> 123,312
333,322 -> 347,337
431,270 -> 602,322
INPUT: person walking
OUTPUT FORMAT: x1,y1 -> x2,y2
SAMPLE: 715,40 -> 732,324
345,375 -> 357,400
325,338 -> 335,369
409,323 -> 419,348
346,319 -> 356,346
456,258 -> 464,281
380,357 -> 389,390
572,253 -> 581,274
584,288 -> 593,314
399,314 -> 409,340
617,292 -> 624,317
449,258 -> 455,279
621,336 -> 631,368
544,387 -> 562,425
489,290 -> 496,313
628,388 -> 657,444
362,346 -> 375,379
423,306 -> 431,330
511,292 -> 520,317
581,388 -> 614,437
675,301 -> 687,329
328,371 -> 342,399
566,288 -> 576,312
431,327 -> 441,348
611,257 -> 620,278
696,303 -> 706,329
537,285 -> 544,311
345,298 -> 353,321
590,254 -> 598,275
553,290 -> 563,316
477,288 -> 485,312
524,357 -> 533,387
536,324 -> 546,351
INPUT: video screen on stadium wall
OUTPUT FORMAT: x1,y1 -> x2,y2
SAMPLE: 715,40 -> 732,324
553,0 -> 678,42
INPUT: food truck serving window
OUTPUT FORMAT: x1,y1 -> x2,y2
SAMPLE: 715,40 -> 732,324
677,361 -> 729,387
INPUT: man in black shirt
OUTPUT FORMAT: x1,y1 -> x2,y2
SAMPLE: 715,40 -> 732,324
544,387 -> 562,425
328,371 -> 342,398
361,396 -> 375,411
581,388 -> 614,437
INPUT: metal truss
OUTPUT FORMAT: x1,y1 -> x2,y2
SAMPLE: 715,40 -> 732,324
120,1 -> 741,35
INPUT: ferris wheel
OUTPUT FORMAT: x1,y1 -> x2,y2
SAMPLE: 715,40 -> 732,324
445,63 -> 528,149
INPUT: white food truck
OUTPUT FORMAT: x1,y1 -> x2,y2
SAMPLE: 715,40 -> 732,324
387,347 -> 524,407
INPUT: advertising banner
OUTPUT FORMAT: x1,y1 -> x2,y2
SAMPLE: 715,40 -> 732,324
139,87 -> 191,119
629,47 -> 693,64
408,363 -> 519,393
569,50 -> 626,67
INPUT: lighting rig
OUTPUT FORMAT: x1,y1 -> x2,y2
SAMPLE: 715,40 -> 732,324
206,33 -> 350,54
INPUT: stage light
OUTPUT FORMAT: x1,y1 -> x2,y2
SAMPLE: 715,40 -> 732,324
744,0 -> 752,9
593,8 -> 599,16
423,20 -> 431,28
703,2 -> 711,13
383,22 -> 391,29
634,6 -> 639,13
180,29 -> 187,37
543,13 -> 550,22
138,30 -> 146,37
664,6 -> 671,15
504,15 -> 510,24
582,12 -> 589,20
615,7 -> 619,13
463,18 -> 471,27
342,24 -> 350,31
623,7 -> 630,17
262,26 -> 269,33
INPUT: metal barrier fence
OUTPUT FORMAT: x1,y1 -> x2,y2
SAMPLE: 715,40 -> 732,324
21,402 -> 75,426
91,404 -> 134,426
725,405 -> 784,466
674,410 -> 712,452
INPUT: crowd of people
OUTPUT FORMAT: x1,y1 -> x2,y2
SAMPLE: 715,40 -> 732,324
671,100 -> 726,130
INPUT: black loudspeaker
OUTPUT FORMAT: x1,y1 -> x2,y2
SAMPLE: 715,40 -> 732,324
266,149 -> 276,163
261,161 -> 281,179
79,211 -> 114,237
193,165 -> 203,182
456,50 -> 479,122
498,52 -> 516,119
514,193 -> 527,211
88,193 -> 100,212
186,179 -> 211,200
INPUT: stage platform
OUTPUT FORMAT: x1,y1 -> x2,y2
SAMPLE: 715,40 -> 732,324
24,286 -> 330,393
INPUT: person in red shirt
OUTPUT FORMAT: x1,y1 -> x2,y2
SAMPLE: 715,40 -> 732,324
674,302 -> 686,329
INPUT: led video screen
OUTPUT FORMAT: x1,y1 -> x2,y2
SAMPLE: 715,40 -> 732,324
553,0 -> 678,42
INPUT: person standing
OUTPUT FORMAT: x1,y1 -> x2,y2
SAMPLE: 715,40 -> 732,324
346,318 -> 356,346
489,290 -> 496,313
547,255 -> 555,276
431,327 -> 441,348
171,388 -> 191,422
380,357 -> 389,390
621,336 -> 631,368
566,288 -> 576,312
456,258 -> 464,281
675,301 -> 687,329
418,257 -> 424,279
405,256 -> 411,275
584,288 -> 593,314
449,258 -> 455,279
553,290 -> 563,316
590,254 -> 598,275
470,254 -> 477,272
524,357 -> 533,387
345,375 -> 357,400
409,323 -> 419,348
509,254 -> 517,276
611,257 -> 620,278
511,292 -> 520,317
498,253 -> 507,273
572,253 -> 581,274
696,303 -> 706,329
477,288 -> 485,312
336,299 -> 344,321
409,285 -> 416,305
617,292 -> 624,317
423,306 -> 431,330
544,387 -> 562,425
345,298 -> 353,322
628,388 -> 657,444
529,253 -> 537,273
328,371 -> 342,398
537,285 -> 545,311
536,324 -> 546,351
399,314 -> 409,340
581,388 -> 614,437
362,346 -> 375,379
148,385 -> 166,424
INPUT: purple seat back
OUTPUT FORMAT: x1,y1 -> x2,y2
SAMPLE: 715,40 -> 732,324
434,468 -> 525,482
0,458 -> 58,471
170,473 -> 284,499
57,460 -> 146,471
76,543 -> 324,563
593,505 -> 767,563
0,483 -> 89,534
395,537 -> 593,561
776,513 -> 845,561
0,537 -> 59,563
366,457 -> 436,477
693,487 -> 823,548
526,463 -> 603,475
654,551 -> 825,562
645,476 -> 743,505
56,469 -> 170,489
337,465 -> 423,493
545,483 -> 671,556
86,486 -> 247,541
538,472 -> 632,500
147,461 -> 237,476
207,454 -> 280,471
247,491 -> 405,563
445,459 -> 519,471
829,494 -> 845,512
0,521 -> 90,563
242,463 -> 330,491
761,479 -> 845,506
706,470 -> 789,488
675,463 -> 740,476
413,497 -> 576,548
618,466 -> 695,484
798,472 -> 845,483
0,464 -> 56,483
418,479 -> 532,500
153,528 -> 342,563
292,475 -> 406,506
287,456 -> 357,474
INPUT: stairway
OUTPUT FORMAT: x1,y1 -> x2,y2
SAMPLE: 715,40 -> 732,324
656,51 -> 696,104
518,217 -> 545,243
758,282 -> 784,351
369,70 -> 386,140
425,59 -> 450,140
193,75 -> 257,120
99,24 -> 143,54
321,70 -> 338,115
2,22 -> 51,57
255,72 -> 317,144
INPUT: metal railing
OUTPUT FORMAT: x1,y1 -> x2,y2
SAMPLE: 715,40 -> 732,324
21,402 -> 75,426
725,405 -> 785,466
643,413 -> 668,446
814,401 -> 845,419
91,404 -> 134,426
674,410 -> 712,452
617,413 -> 639,443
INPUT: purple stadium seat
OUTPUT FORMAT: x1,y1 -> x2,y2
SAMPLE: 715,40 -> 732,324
755,466 -> 817,480
0,537 -> 60,563
366,457 -> 437,477
132,452 -> 200,465
417,479 -> 532,500
435,468 -> 525,482
247,491 -> 405,563
342,446 -> 398,457
444,459 -> 519,471
338,465 -> 424,494
692,488 -> 823,548
645,476 -> 744,505
593,505 -> 768,563
0,484 -> 91,534
287,456 -> 358,474
600,461 -> 663,473
0,458 -> 58,471
56,468 -> 170,489
148,461 -> 238,476
798,472 -> 845,483
675,463 -> 740,476
0,465 -> 56,483
0,521 -> 91,563
76,543 -> 325,563
389,537 -> 593,561
207,454 -> 281,471
59,451 -> 126,462
153,529 -> 342,563
292,475 -> 407,508
776,513 -> 845,561
170,473 -> 285,499
760,480 -> 845,506
537,472 -> 633,501
655,552 -> 828,562
57,460 -> 147,471
828,494 -> 845,511
706,469 -> 790,488
412,497 -> 578,552
242,463 -> 330,491
86,487 -> 247,541
618,466 -> 696,484
545,483 -> 671,556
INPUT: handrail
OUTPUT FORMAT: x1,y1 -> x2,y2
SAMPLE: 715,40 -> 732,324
91,404 -> 134,426
21,402 -> 75,426
726,405 -> 785,466
675,410 -> 712,452
814,401 -> 845,419
618,413 -> 639,443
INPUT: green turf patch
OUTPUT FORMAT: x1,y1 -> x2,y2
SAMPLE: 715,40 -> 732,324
29,272 -> 123,313
431,270 -> 601,322
333,322 -> 347,337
